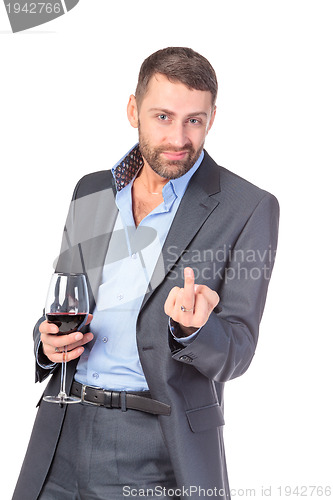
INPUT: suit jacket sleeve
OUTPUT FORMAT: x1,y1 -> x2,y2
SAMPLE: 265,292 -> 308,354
170,192 -> 279,382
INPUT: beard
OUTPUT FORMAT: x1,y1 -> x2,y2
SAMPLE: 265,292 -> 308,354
138,128 -> 204,180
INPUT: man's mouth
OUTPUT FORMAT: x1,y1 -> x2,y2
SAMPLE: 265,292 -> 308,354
162,151 -> 188,161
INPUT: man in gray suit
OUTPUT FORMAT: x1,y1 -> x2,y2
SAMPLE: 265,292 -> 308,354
13,47 -> 279,499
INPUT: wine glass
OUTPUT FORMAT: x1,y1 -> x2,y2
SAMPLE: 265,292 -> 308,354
43,272 -> 89,404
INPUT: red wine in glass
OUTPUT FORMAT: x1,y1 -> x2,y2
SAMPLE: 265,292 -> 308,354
46,313 -> 87,335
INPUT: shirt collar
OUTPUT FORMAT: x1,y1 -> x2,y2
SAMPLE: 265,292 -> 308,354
111,143 -> 204,195
166,149 -> 204,199
112,144 -> 143,192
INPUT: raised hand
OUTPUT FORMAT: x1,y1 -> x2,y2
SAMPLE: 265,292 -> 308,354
164,267 -> 220,336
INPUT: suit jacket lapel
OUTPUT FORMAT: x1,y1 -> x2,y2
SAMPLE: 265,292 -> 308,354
141,152 -> 221,310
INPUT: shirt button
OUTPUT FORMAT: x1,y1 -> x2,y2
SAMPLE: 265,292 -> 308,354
117,293 -> 124,301
92,372 -> 99,379
102,337 -> 108,343
131,253 -> 137,259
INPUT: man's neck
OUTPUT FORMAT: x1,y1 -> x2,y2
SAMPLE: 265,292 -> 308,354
136,162 -> 169,195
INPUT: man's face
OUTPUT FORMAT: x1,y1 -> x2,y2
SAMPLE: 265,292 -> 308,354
128,73 -> 216,179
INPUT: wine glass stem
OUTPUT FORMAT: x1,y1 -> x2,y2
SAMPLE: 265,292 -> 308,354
59,346 -> 68,398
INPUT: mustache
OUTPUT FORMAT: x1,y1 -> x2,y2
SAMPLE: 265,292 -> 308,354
154,144 -> 194,153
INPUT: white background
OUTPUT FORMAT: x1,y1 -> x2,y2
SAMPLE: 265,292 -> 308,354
1,1 -> 332,498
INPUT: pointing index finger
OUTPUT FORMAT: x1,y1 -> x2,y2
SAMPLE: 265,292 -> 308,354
182,267 -> 195,310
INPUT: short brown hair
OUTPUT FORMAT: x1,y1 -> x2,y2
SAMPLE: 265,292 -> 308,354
135,47 -> 218,109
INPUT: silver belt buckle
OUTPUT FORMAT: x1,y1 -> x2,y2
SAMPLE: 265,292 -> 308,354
80,384 -> 101,406
80,384 -> 87,403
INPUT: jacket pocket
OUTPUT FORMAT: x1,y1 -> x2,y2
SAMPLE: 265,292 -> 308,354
185,403 -> 224,432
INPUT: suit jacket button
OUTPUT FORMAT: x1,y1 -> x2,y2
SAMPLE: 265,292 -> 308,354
179,355 -> 193,363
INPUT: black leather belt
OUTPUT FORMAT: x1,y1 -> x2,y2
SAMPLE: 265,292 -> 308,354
71,381 -> 171,416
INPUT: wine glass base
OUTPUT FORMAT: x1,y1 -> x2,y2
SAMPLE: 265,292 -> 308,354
43,395 -> 81,404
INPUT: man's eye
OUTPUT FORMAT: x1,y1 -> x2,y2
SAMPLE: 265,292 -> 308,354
189,118 -> 199,124
158,114 -> 168,121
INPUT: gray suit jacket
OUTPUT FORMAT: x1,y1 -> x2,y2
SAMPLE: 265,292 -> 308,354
13,151 -> 279,499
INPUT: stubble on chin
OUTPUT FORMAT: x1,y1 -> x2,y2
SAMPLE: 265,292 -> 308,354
138,137 -> 204,180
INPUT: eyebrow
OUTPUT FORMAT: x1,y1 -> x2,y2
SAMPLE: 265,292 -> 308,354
148,108 -> 208,118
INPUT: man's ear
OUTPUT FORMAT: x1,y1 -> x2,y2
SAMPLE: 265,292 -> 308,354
127,95 -> 139,128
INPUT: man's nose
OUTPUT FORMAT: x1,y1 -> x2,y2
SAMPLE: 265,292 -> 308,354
168,123 -> 189,148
